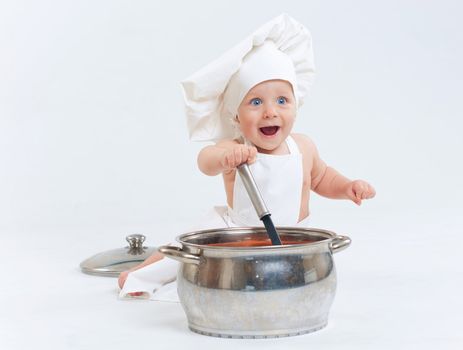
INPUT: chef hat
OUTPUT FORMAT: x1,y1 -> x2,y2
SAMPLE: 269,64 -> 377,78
181,13 -> 315,142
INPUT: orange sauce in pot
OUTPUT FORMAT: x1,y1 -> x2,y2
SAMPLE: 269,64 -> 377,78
207,239 -> 316,247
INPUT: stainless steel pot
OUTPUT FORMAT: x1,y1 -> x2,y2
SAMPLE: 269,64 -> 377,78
159,227 -> 351,338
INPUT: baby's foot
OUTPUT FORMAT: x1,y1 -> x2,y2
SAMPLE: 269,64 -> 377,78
118,268 -> 144,296
118,270 -> 130,289
118,251 -> 165,295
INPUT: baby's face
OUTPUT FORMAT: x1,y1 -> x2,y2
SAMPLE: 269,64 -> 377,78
237,80 -> 296,153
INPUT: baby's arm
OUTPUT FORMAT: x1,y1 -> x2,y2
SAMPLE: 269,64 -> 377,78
197,139 -> 257,176
305,136 -> 375,205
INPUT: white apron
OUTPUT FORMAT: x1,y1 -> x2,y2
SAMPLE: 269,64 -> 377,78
228,135 -> 303,226
120,135 -> 309,301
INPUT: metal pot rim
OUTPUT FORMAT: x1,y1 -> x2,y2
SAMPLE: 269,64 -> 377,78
174,226 -> 338,251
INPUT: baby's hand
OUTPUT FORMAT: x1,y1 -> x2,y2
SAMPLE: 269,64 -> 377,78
220,144 -> 257,171
344,180 -> 376,206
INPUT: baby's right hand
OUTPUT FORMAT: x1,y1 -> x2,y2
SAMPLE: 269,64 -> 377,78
220,144 -> 257,171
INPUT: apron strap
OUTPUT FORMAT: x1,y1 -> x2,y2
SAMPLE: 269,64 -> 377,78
286,135 -> 301,154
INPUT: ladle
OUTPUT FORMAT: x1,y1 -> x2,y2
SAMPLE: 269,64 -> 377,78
236,163 -> 282,245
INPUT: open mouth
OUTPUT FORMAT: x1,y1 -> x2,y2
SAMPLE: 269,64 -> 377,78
259,126 -> 280,136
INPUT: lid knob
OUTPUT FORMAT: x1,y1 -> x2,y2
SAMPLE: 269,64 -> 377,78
126,234 -> 145,249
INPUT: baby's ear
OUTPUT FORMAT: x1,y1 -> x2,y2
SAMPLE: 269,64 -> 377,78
235,115 -> 240,123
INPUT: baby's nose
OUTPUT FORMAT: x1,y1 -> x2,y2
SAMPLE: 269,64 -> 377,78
263,104 -> 278,118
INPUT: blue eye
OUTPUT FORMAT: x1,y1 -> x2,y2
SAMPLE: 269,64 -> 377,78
250,98 -> 262,106
277,97 -> 287,104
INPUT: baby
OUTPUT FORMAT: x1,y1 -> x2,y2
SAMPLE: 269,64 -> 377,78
119,14 -> 375,292
198,79 -> 375,219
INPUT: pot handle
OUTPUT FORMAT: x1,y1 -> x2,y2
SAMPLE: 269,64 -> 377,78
158,245 -> 201,265
330,235 -> 351,253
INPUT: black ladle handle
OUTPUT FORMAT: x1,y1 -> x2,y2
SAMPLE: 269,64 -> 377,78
237,164 -> 282,245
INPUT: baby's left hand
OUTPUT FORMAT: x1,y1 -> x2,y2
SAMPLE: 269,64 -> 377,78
344,180 -> 376,206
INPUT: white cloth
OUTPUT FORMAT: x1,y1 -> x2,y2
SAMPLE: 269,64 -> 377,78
181,13 -> 315,142
118,207 -> 230,301
118,256 -> 179,302
119,137 -> 308,302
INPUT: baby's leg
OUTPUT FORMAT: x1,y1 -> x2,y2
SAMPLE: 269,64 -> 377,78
118,250 -> 164,289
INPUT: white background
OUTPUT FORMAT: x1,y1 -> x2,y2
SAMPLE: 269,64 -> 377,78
1,0 -> 462,349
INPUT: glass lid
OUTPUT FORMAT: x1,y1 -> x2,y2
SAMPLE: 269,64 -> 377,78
80,234 -> 156,277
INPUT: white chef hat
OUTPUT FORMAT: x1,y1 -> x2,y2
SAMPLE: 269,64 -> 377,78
181,13 -> 315,142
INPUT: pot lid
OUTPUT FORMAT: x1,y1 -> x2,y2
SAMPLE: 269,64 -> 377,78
80,234 -> 156,277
